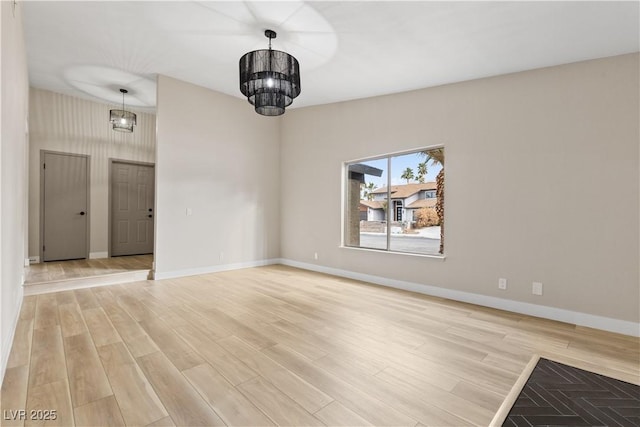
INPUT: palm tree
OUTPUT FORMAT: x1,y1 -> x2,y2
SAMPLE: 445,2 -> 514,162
416,161 -> 427,183
400,167 -> 414,184
362,182 -> 377,201
419,148 -> 445,254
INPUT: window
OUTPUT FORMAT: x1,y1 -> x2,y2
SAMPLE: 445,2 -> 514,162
344,147 -> 444,256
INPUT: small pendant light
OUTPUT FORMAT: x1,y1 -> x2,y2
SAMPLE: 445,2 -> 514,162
110,88 -> 137,132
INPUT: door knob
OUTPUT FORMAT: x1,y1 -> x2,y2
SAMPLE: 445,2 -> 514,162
79,211 -> 86,216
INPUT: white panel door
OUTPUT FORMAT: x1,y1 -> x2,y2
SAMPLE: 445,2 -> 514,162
111,162 -> 155,256
42,152 -> 89,261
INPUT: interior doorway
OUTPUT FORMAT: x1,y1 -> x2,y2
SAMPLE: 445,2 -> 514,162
27,153 -> 154,292
110,160 -> 155,257
41,151 -> 89,262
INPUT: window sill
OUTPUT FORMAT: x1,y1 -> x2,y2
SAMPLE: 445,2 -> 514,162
339,245 -> 446,260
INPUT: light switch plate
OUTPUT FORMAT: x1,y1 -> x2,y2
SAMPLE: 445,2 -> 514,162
532,282 -> 543,295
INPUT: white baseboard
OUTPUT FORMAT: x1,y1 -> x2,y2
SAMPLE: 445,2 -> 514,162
153,258 -> 281,280
30,253 -> 108,261
89,251 -> 108,259
1,286 -> 24,386
279,259 -> 640,338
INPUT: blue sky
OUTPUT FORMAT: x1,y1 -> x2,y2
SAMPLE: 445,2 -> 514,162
358,152 -> 443,189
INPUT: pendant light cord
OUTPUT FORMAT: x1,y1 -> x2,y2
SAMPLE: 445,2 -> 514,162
267,31 -> 273,72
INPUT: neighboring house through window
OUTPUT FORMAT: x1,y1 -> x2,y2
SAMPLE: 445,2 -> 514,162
344,147 -> 445,256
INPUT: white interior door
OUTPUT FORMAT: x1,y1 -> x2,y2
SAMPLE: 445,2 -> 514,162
42,152 -> 89,261
111,162 -> 155,256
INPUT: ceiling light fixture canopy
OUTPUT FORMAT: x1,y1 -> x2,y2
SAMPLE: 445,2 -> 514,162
239,29 -> 301,116
110,88 -> 137,132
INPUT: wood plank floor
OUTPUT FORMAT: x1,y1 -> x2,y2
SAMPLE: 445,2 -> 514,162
25,255 -> 153,284
3,265 -> 639,426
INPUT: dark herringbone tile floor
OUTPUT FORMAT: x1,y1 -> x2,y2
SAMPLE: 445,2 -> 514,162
504,358 -> 640,426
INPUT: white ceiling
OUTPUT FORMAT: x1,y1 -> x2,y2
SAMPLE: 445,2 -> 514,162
22,1 -> 639,113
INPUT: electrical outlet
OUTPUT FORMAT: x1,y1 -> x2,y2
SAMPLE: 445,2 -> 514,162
314,252 -> 319,260
498,278 -> 507,290
186,208 -> 193,216
532,282 -> 543,296
219,252 -> 224,262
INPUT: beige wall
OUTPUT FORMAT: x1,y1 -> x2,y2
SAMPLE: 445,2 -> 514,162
280,54 -> 639,324
28,88 -> 156,259
1,0 -> 30,379
154,75 -> 280,277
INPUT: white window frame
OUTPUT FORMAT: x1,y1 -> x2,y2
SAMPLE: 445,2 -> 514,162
341,145 -> 445,258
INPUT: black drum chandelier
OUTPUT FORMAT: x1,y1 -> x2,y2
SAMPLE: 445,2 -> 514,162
109,88 -> 137,132
239,30 -> 301,116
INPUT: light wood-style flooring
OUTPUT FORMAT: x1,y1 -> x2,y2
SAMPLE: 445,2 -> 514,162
2,265 -> 639,426
25,255 -> 153,284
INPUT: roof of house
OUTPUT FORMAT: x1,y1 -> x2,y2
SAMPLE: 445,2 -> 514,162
372,182 -> 437,199
406,198 -> 438,209
360,200 -> 385,209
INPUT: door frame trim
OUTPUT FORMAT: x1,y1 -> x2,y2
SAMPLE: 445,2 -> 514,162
40,150 -> 91,262
108,159 -> 156,258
